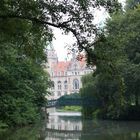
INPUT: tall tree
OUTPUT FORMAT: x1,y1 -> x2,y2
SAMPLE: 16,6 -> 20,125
0,2 -> 53,126
106,6 -> 140,106
81,2 -> 140,120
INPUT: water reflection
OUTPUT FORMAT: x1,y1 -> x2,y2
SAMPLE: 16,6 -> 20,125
45,111 -> 140,140
0,126 -> 46,140
81,120 -> 140,140
0,110 -> 140,140
47,113 -> 82,131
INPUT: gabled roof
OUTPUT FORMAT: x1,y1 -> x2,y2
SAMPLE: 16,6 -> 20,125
52,61 -> 70,72
52,58 -> 87,73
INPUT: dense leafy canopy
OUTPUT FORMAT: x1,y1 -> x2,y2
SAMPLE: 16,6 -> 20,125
0,1 -> 53,126
81,2 -> 140,120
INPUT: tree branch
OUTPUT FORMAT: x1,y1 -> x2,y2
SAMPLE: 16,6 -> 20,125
0,14 -> 88,53
0,15 -> 62,28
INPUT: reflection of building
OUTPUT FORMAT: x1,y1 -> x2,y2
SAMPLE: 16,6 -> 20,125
44,109 -> 82,139
45,46 -> 93,99
47,114 -> 82,131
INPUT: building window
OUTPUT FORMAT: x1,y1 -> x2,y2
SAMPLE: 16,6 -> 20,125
64,80 -> 67,84
58,91 -> 61,96
51,125 -> 55,129
51,81 -> 55,89
64,80 -> 68,89
61,71 -> 64,76
51,92 -> 54,96
58,124 -> 61,130
58,85 -> 61,90
68,78 -> 70,84
74,64 -> 77,70
58,72 -> 61,76
73,79 -> 79,90
64,85 -> 68,89
58,81 -> 61,90
54,71 -> 57,76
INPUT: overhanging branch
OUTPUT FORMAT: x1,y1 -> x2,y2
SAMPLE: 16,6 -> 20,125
0,14 -> 88,53
0,15 -> 62,28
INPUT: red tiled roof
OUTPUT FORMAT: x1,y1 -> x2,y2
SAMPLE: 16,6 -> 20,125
52,61 -> 71,72
52,59 -> 87,73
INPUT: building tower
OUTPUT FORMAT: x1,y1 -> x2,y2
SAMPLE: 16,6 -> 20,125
47,43 -> 58,68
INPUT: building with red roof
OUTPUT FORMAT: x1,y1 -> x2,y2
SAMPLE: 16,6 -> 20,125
45,46 -> 93,99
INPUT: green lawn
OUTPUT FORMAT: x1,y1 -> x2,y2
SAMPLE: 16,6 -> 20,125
57,106 -> 82,112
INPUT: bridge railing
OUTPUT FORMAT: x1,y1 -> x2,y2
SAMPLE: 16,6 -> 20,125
47,98 -> 100,108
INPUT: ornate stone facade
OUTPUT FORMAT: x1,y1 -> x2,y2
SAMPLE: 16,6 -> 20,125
45,47 -> 93,99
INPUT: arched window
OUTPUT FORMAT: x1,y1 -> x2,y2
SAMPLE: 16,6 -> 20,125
73,79 -> 79,90
51,81 -> 55,89
64,80 -> 68,89
58,81 -> 61,90
64,80 -> 67,84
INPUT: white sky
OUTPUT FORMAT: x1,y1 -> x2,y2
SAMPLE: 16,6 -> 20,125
52,0 -> 126,61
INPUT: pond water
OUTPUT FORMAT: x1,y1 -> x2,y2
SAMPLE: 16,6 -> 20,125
0,108 -> 140,140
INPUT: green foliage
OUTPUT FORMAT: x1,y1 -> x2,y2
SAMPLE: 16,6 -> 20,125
59,93 -> 81,100
107,6 -> 140,108
81,5 -> 140,120
80,74 -> 100,119
0,2 -> 52,126
124,64 -> 140,106
125,0 -> 140,10
0,0 -> 133,125
0,126 -> 45,140
0,0 -> 122,55
0,121 -> 8,130
0,42 -> 51,126
58,106 -> 82,112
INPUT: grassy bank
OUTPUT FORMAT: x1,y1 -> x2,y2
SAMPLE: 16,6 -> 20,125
57,106 -> 82,112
